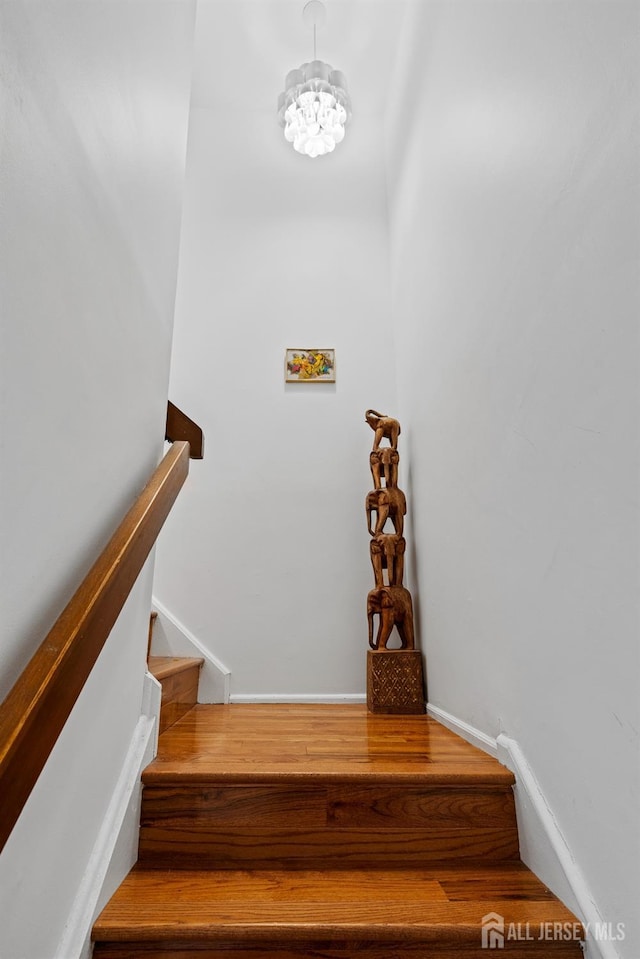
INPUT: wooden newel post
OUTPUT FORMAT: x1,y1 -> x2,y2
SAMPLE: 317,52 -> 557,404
364,411 -> 426,714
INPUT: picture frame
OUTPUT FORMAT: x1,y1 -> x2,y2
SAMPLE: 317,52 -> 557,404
285,348 -> 336,383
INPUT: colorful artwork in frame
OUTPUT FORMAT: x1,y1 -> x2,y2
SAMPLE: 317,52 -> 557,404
285,348 -> 335,383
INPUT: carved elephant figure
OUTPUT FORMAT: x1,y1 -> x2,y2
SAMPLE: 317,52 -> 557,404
367,586 -> 415,650
366,487 -> 406,536
369,448 -> 400,490
370,533 -> 405,588
365,409 -> 401,450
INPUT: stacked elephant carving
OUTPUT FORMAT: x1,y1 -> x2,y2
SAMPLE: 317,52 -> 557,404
365,410 -> 414,651
364,410 -> 425,715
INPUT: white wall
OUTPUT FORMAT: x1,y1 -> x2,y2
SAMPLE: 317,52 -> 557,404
152,6 -> 398,698
386,1 -> 639,955
0,2 -> 194,955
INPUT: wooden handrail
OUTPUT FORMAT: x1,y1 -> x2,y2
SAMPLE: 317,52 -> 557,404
0,440 -> 191,854
165,401 -> 204,459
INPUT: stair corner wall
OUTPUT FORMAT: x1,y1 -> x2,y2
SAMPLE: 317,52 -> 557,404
150,597 -> 231,703
496,734 -> 623,959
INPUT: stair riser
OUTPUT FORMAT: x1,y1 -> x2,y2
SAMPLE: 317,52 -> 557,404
138,829 -> 520,869
94,940 -> 583,958
139,783 -> 519,868
141,784 -> 516,829
157,666 -> 201,735
160,666 -> 201,704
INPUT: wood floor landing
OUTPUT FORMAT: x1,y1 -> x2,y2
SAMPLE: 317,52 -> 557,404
142,704 -> 515,784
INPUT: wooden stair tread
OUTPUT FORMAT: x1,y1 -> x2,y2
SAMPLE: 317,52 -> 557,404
93,865 -> 582,943
148,656 -> 204,682
143,704 -> 515,786
143,762 -> 513,786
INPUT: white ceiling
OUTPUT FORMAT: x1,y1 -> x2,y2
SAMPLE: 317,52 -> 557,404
190,0 -> 410,120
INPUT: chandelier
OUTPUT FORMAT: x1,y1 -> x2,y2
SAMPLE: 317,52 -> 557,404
277,1 -> 351,159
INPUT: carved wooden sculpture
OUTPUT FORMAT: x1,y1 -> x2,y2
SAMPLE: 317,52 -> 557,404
367,586 -> 414,649
369,448 -> 399,490
369,534 -> 405,588
365,409 -> 402,450
365,488 -> 406,537
365,411 -> 425,714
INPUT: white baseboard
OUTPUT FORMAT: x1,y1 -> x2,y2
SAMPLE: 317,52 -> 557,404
141,664 -> 162,757
497,734 -> 620,959
427,702 -> 498,757
230,693 -> 367,704
425,703 -> 617,959
151,595 -> 231,703
55,671 -> 160,959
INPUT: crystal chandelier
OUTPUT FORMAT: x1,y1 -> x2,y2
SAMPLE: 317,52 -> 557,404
277,1 -> 351,159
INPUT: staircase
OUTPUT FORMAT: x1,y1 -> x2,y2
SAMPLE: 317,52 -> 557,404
92,703 -> 583,957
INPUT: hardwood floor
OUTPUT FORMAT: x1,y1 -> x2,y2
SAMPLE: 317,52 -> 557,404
142,705 -> 515,782
93,704 -> 583,957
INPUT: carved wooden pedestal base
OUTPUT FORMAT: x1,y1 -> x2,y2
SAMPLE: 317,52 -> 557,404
367,650 -> 426,715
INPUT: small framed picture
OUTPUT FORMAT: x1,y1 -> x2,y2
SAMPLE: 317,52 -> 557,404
285,348 -> 336,383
